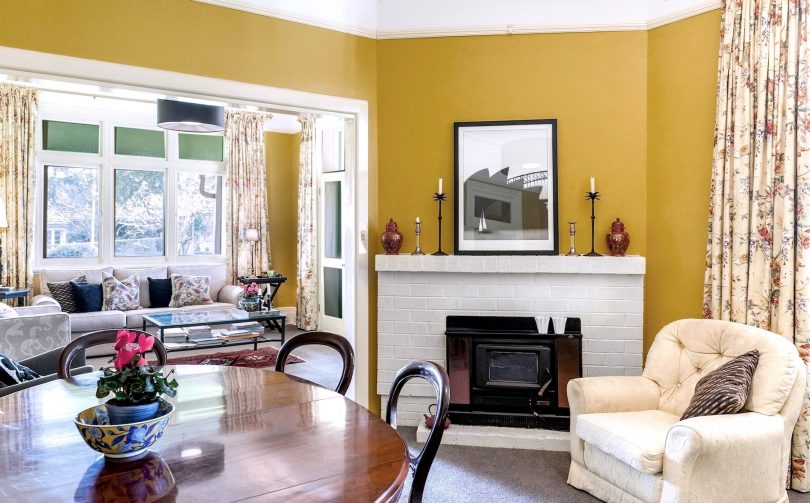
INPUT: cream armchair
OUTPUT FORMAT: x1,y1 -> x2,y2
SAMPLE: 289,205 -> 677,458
567,319 -> 806,503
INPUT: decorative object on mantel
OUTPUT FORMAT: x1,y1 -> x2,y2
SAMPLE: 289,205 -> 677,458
433,178 -> 448,256
566,221 -> 577,256
606,218 -> 630,256
454,119 -> 558,255
412,217 -> 425,255
584,177 -> 602,257
381,218 -> 404,255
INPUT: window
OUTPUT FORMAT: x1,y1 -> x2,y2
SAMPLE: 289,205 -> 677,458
44,165 -> 100,258
37,98 -> 225,265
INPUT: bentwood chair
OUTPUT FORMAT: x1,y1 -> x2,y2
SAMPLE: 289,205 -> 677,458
57,329 -> 168,379
386,361 -> 450,503
274,331 -> 355,395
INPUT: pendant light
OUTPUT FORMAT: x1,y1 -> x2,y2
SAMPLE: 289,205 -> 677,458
157,98 -> 224,133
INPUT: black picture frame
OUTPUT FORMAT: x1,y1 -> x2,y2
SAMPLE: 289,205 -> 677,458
454,119 -> 559,255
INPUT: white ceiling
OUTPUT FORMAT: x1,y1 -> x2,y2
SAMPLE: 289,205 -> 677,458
194,0 -> 721,39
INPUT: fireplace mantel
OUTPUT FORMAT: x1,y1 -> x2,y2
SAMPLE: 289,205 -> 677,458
375,254 -> 645,275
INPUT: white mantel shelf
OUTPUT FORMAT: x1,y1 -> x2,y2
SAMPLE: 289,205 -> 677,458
375,254 -> 645,275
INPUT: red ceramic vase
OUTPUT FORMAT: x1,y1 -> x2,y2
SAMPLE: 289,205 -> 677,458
606,218 -> 630,256
381,218 -> 403,255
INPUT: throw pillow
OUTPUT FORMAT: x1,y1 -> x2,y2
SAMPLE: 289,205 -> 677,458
148,277 -> 172,308
101,272 -> 140,311
0,352 -> 40,386
0,302 -> 18,320
168,274 -> 213,307
46,275 -> 87,314
71,281 -> 104,313
680,350 -> 760,420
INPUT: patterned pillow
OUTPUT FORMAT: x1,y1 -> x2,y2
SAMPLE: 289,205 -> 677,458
101,273 -> 140,311
681,350 -> 760,420
46,275 -> 87,314
168,274 -> 213,307
71,281 -> 104,313
0,352 -> 40,387
148,277 -> 172,308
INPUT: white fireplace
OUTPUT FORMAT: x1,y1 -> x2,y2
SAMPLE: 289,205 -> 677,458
376,254 -> 645,428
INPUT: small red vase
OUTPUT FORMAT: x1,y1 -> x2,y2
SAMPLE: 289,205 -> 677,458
606,218 -> 630,256
381,218 -> 403,255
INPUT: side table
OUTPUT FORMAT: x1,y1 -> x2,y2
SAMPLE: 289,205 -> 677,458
0,288 -> 31,307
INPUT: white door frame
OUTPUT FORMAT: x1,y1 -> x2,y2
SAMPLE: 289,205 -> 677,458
0,46 -> 371,406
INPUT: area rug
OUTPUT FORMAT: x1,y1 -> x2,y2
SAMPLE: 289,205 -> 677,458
167,347 -> 304,368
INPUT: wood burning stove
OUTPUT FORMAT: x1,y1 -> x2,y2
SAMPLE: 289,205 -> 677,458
445,315 -> 582,429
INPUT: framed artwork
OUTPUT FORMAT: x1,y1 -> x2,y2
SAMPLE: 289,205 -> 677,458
454,119 -> 558,255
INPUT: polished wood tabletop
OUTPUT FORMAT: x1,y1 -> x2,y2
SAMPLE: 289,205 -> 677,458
0,365 -> 409,502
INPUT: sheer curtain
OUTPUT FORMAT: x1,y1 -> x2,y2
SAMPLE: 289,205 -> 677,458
224,110 -> 270,282
0,83 -> 38,288
702,0 -> 810,490
296,114 -> 318,330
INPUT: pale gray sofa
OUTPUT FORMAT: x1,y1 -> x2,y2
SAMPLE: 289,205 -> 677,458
32,264 -> 241,336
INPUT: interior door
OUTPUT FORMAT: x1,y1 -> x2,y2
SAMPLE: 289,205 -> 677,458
317,119 -> 346,335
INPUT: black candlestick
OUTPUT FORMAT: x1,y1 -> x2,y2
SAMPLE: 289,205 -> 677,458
433,192 -> 448,256
585,191 -> 602,256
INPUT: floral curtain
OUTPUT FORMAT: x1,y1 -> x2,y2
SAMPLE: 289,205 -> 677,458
702,0 -> 810,490
296,114 -> 318,330
0,83 -> 38,289
224,110 -> 270,282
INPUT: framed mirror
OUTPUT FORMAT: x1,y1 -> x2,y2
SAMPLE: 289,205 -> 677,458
454,119 -> 558,255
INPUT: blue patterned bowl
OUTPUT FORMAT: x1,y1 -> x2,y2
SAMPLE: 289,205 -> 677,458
74,400 -> 174,460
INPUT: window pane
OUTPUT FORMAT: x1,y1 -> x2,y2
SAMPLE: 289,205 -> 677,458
114,127 -> 165,158
324,181 -> 341,259
324,267 -> 343,318
42,121 -> 99,153
320,129 -> 344,173
115,170 -> 165,256
177,173 -> 222,256
44,166 -> 100,258
179,133 -> 224,161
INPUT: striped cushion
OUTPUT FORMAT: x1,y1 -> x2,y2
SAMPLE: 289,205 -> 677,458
680,350 -> 759,420
46,275 -> 87,314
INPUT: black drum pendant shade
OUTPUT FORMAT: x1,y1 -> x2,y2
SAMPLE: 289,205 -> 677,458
157,99 -> 225,133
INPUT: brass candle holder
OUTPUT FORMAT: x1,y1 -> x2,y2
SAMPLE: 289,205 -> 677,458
566,221 -> 577,256
412,219 -> 425,255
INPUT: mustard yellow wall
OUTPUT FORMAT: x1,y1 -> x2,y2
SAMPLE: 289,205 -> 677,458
265,132 -> 299,308
645,11 -> 720,353
377,32 -> 649,255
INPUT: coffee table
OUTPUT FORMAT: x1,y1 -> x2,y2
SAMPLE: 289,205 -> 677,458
142,308 -> 287,352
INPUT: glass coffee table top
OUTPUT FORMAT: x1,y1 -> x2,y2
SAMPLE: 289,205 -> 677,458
143,308 -> 285,328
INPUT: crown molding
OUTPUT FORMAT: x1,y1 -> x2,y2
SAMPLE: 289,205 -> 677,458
195,0 -> 722,40
192,0 -> 377,39
647,1 -> 722,30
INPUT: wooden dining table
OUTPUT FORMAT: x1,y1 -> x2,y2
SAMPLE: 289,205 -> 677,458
0,365 -> 410,502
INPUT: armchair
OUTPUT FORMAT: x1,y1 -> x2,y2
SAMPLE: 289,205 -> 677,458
567,319 -> 805,503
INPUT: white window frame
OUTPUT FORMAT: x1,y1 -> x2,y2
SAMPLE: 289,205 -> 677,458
35,100 -> 226,268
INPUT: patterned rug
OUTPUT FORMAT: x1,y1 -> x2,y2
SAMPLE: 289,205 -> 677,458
167,347 -> 304,368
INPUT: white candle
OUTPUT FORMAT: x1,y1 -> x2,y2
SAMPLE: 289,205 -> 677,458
416,216 -> 421,223
590,177 -> 595,193
438,178 -> 443,194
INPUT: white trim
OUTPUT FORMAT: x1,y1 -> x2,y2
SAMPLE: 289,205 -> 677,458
192,0 -> 377,39
647,1 -> 722,30
0,46 -> 370,408
376,22 -> 648,40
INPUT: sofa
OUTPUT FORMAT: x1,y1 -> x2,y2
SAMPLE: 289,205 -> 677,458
31,264 -> 241,336
567,319 -> 806,503
0,303 -> 91,397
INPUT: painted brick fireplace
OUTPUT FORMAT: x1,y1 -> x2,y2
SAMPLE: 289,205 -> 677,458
376,254 -> 645,426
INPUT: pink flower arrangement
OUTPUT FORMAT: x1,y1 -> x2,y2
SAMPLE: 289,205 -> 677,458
240,282 -> 261,298
113,330 -> 155,370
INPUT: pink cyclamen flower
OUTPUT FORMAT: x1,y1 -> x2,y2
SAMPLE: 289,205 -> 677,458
114,330 -> 138,351
114,345 -> 138,370
137,334 -> 155,353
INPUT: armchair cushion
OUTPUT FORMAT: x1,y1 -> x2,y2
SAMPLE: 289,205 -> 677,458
577,410 -> 680,474
681,349 -> 759,420
0,352 -> 40,386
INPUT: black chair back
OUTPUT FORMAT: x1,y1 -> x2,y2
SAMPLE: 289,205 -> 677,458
274,331 -> 355,395
57,329 -> 168,379
385,361 -> 450,503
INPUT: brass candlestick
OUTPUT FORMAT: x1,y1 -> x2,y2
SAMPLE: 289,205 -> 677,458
566,221 -> 577,256
585,192 -> 602,256
432,192 -> 448,256
412,219 -> 425,255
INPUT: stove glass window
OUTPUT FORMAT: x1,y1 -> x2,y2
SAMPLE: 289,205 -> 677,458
488,351 -> 538,384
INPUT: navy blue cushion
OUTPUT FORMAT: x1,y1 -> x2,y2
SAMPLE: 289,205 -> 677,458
148,277 -> 172,308
70,281 -> 103,313
0,352 -> 40,386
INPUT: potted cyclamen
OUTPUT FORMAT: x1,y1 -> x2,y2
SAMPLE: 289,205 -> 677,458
96,331 -> 179,425
238,282 -> 263,312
